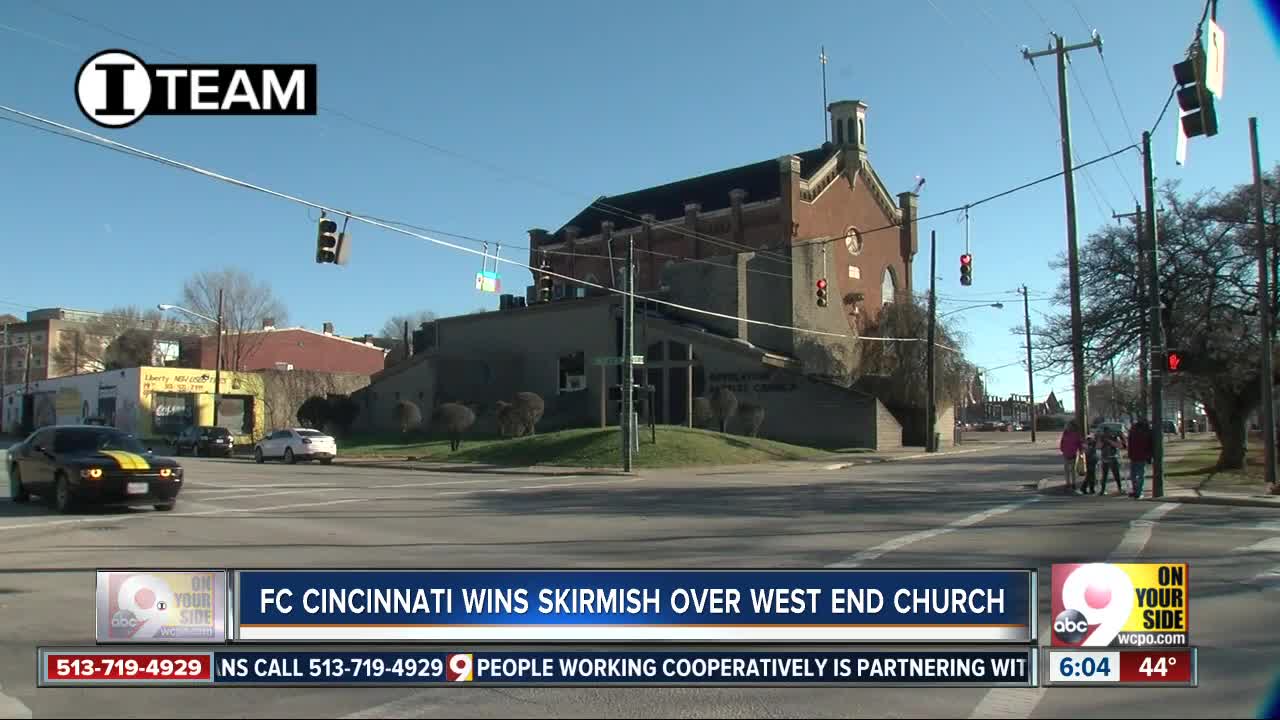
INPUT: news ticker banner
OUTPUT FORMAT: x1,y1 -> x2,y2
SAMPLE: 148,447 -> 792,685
95,569 -> 1036,644
38,647 -> 1039,688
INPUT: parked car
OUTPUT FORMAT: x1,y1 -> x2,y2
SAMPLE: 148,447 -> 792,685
6,424 -> 183,513
1162,420 -> 1178,434
175,426 -> 235,457
253,428 -> 337,465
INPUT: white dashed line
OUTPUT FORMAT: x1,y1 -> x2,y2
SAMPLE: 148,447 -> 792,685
827,498 -> 1041,568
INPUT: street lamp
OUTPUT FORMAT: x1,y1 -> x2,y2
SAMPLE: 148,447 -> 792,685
939,302 -> 1004,318
158,290 -> 224,429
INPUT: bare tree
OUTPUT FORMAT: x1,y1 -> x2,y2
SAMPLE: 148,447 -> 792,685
1031,170 -> 1280,470
181,268 -> 289,372
855,299 -> 970,409
380,310 -> 437,341
49,306 -> 187,374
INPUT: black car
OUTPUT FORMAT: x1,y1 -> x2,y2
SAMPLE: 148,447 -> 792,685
175,425 -> 234,457
7,425 -> 183,513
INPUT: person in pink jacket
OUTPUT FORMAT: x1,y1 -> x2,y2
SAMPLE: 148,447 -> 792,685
1059,421 -> 1085,494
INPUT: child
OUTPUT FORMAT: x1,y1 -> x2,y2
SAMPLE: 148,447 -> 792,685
1082,435 -> 1099,495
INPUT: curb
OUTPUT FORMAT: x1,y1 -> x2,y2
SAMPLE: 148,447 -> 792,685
1035,477 -> 1280,508
333,460 -> 634,477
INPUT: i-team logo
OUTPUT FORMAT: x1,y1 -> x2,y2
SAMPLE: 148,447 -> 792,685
75,49 -> 317,129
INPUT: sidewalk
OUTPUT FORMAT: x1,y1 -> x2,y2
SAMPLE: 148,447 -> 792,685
1035,434 -> 1279,508
337,440 -> 1022,477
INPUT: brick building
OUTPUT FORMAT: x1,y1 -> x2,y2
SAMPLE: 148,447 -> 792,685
1,308 -> 193,385
180,322 -> 388,375
527,99 -> 916,367
355,100 -> 947,450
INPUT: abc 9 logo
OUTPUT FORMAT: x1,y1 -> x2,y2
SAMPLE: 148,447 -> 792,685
446,653 -> 474,682
1055,564 -> 1135,646
110,575 -> 176,637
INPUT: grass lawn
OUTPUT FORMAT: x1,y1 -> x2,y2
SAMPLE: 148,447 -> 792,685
340,426 -> 845,468
1164,437 -> 1270,493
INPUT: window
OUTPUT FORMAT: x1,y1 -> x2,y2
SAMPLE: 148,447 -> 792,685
881,267 -> 898,306
153,393 -> 195,436
216,395 -> 251,434
559,351 -> 586,393
660,260 -> 676,287
847,117 -> 855,145
844,226 -> 863,255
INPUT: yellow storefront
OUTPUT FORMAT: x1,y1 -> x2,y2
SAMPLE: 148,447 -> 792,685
139,367 -> 265,444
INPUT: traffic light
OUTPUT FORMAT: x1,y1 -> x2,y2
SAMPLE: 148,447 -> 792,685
316,217 -> 339,264
538,271 -> 554,303
1173,51 -> 1218,139
960,254 -> 973,286
1164,350 -> 1187,374
816,278 -> 828,307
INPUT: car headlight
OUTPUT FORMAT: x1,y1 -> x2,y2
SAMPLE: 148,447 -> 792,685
159,468 -> 173,478
80,468 -> 103,479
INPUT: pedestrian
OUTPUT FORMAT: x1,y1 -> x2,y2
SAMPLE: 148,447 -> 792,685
1059,421 -> 1084,494
1128,419 -> 1154,499
1082,434 -> 1099,495
1099,427 -> 1124,495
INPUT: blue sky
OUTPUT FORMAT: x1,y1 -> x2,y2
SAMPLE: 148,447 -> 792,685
1,0 -> 1277,403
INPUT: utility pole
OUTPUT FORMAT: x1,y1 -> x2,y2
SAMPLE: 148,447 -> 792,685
1250,117 -> 1277,489
1024,32 -> 1101,436
1142,130 -> 1167,497
926,230 -> 937,452
214,288 -> 224,429
621,233 -> 635,472
1021,285 -> 1038,442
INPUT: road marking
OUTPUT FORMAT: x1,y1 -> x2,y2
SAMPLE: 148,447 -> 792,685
436,477 -> 638,496
1111,503 -> 1179,561
1234,536 -> 1280,553
827,498 -> 1040,568
0,681 -> 30,720
968,502 -> 1180,718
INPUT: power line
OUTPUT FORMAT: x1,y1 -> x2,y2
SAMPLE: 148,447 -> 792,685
790,142 -> 1138,253
0,104 -> 960,350
22,2 -> 798,268
1069,66 -> 1141,203
1027,60 -> 1113,217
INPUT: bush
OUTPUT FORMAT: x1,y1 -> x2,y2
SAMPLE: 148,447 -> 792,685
297,395 -> 329,429
738,403 -> 765,437
495,400 -> 526,438
433,402 -> 476,451
692,397 -> 714,428
512,392 -> 545,435
711,388 -> 738,433
393,400 -> 422,434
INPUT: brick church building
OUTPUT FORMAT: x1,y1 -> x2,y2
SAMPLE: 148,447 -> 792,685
357,100 -> 940,449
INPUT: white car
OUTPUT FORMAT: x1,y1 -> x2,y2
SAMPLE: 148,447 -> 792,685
253,428 -> 338,465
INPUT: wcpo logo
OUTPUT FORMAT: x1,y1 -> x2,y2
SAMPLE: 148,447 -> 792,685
75,49 -> 317,128
1051,563 -> 1189,647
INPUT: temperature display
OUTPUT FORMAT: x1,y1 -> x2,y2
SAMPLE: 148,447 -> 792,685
1119,650 -> 1195,684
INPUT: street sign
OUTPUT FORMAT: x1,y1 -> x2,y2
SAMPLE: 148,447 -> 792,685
1206,18 -> 1225,99
592,356 -> 646,366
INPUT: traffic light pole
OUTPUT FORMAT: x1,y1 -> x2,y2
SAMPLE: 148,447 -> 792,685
1142,130 -> 1167,498
1023,32 -> 1101,437
621,233 -> 635,472
214,288 -> 224,430
926,230 -> 937,453
1250,117 -> 1277,489
1021,285 -> 1037,442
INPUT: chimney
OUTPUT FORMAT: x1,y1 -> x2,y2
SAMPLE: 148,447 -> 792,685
323,322 -> 334,335
262,317 -> 276,331
362,333 -> 373,344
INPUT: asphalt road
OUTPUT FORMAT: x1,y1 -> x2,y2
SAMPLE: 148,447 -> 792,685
0,441 -> 1276,718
